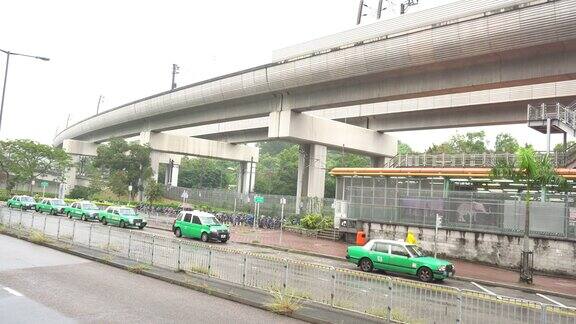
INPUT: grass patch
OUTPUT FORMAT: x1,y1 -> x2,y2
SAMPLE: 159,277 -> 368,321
267,284 -> 312,300
366,307 -> 423,324
266,291 -> 302,315
188,265 -> 216,277
251,240 -> 260,244
60,234 -> 73,241
333,300 -> 355,309
126,263 -> 150,274
101,254 -> 115,262
29,230 -> 50,244
0,223 -> 5,233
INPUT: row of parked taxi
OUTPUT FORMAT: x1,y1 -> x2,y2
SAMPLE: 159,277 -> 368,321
5,195 -> 147,229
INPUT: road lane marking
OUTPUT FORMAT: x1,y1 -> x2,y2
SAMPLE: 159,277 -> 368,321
470,282 -> 501,299
536,293 -> 567,307
3,287 -> 23,297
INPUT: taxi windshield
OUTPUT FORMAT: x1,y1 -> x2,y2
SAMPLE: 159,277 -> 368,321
406,245 -> 426,257
200,216 -> 220,225
52,199 -> 66,205
119,208 -> 136,215
82,203 -> 98,210
21,197 -> 35,202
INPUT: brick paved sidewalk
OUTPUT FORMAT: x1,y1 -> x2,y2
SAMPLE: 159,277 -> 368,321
230,226 -> 576,296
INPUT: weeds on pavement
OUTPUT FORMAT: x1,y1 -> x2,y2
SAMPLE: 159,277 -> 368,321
126,263 -> 150,274
29,230 -> 50,244
266,290 -> 302,315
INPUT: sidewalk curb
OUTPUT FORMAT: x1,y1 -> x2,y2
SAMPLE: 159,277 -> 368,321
0,230 -> 384,324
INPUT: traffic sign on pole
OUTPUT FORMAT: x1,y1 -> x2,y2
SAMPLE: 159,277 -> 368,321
254,196 -> 264,204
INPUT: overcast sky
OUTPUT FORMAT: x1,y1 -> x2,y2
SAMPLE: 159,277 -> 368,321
0,0 -> 567,152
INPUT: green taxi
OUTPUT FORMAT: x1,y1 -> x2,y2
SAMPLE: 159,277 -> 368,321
7,196 -> 36,210
98,206 -> 146,229
64,201 -> 100,221
172,210 -> 229,243
346,239 -> 455,282
35,198 -> 68,215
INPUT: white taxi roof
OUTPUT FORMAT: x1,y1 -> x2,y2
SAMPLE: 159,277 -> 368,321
363,239 -> 412,249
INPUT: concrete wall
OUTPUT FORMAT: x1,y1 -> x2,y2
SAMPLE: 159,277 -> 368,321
363,222 -> 576,276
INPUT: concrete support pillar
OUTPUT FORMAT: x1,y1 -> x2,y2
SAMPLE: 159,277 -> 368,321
237,160 -> 255,195
150,151 -> 161,183
295,144 -> 327,214
171,164 -> 179,187
63,155 -> 80,196
371,156 -> 387,168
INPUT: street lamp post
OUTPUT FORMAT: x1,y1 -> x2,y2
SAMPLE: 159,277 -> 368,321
0,48 -> 49,135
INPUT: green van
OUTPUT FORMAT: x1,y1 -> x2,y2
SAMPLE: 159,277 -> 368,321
172,210 -> 229,243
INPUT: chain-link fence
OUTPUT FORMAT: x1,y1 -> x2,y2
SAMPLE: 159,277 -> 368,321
163,186 -> 334,220
336,177 -> 576,239
1,208 -> 575,324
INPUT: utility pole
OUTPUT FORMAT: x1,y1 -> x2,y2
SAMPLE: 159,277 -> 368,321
96,95 -> 104,114
171,64 -> 180,90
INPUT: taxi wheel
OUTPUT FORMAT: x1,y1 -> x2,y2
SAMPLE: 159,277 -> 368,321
102,218 -> 108,225
82,215 -> 87,221
417,267 -> 433,282
37,208 -> 42,213
138,225 -> 145,230
201,232 -> 209,242
221,239 -> 228,244
174,228 -> 182,237
359,258 -> 373,272
120,220 -> 126,228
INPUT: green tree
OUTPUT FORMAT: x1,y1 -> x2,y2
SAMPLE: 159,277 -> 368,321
397,141 -> 416,154
554,141 -> 575,152
178,157 -> 236,190
0,141 -> 19,193
426,131 -> 487,154
144,180 -> 164,202
9,140 -> 72,193
494,133 -> 520,153
93,139 -> 152,199
491,147 -> 567,282
426,143 -> 454,154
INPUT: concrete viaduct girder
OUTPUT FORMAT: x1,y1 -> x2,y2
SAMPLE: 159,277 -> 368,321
268,110 -> 397,157
54,0 -> 576,146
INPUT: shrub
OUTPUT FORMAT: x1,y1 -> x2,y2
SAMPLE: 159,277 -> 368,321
67,186 -> 99,200
144,181 -> 164,202
300,213 -> 332,230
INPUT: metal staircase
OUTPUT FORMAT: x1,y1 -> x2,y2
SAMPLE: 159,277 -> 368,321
527,101 -> 576,137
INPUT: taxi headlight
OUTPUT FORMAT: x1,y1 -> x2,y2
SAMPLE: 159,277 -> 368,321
438,265 -> 446,272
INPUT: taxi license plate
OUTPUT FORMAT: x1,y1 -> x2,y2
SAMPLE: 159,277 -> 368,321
220,234 -> 227,239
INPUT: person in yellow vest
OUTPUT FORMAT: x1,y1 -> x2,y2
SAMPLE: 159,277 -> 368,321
405,231 -> 418,245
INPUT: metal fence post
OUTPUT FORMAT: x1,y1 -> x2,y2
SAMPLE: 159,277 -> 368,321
107,226 -> 111,250
19,210 -> 23,227
283,259 -> 288,291
456,289 -> 462,324
71,220 -> 76,243
127,230 -> 132,258
330,267 -> 336,307
8,209 -> 12,229
242,253 -> 248,286
387,278 -> 393,323
88,223 -> 93,248
151,235 -> 155,265
43,215 -> 47,234
57,218 -> 61,240
176,241 -> 181,271
541,304 -> 547,324
207,249 -> 212,276
31,213 -> 35,230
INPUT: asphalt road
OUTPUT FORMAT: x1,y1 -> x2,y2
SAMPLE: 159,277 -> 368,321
2,207 -> 575,321
0,234 -> 304,324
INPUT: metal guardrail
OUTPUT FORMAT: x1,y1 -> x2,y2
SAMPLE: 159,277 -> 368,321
385,150 -> 576,168
1,208 -> 575,324
527,102 -> 576,130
